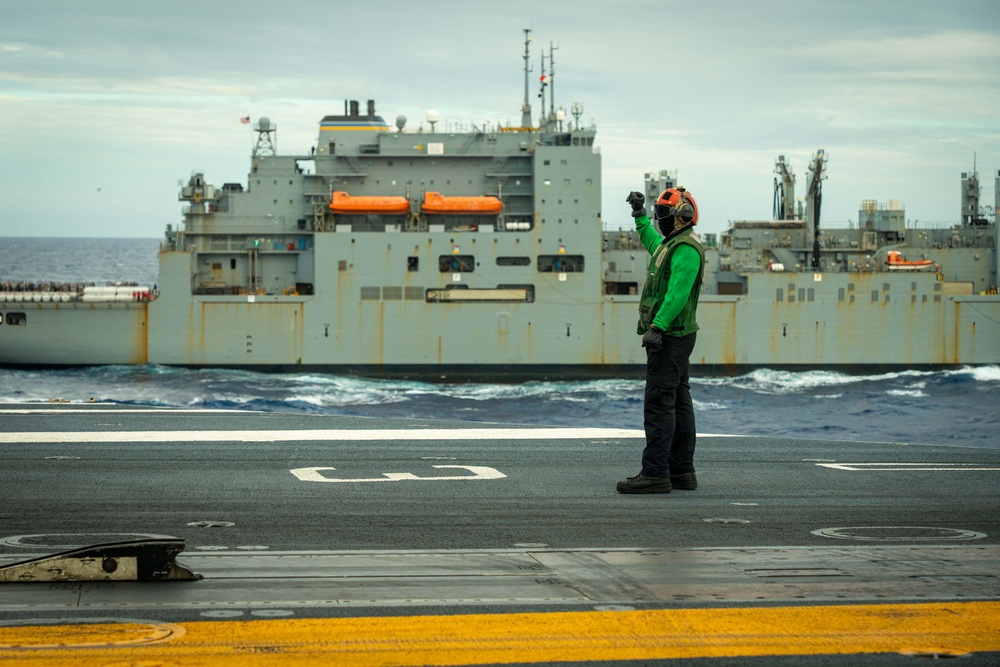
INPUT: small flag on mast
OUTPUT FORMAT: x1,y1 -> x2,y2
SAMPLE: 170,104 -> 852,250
240,116 -> 251,124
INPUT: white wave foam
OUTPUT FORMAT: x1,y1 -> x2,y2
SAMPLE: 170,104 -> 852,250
693,400 -> 728,410
955,365 -> 1000,383
886,389 -> 928,398
693,367 -> 945,395
285,395 -> 326,407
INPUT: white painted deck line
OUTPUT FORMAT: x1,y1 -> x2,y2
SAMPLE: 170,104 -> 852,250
0,427 -> 652,443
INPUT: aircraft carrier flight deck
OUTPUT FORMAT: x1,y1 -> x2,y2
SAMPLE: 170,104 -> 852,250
1,402 -> 998,666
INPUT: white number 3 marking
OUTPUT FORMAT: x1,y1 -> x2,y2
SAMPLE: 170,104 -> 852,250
290,465 -> 507,483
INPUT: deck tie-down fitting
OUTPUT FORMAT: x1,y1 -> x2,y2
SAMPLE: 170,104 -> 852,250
0,537 -> 201,582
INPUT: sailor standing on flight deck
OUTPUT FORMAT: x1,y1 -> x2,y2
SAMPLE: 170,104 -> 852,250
617,187 -> 705,494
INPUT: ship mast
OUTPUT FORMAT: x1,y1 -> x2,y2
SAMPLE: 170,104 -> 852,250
521,28 -> 533,129
538,50 -> 548,131
536,41 -> 560,133
253,117 -> 276,157
548,41 -> 558,124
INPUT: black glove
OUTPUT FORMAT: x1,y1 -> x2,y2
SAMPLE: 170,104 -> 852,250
626,191 -> 646,218
642,326 -> 664,349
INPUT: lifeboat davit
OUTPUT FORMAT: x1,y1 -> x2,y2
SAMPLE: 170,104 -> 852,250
422,192 -> 503,215
886,250 -> 934,271
329,191 -> 409,215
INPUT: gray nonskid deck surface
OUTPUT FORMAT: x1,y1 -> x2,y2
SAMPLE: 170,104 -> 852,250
0,402 -> 998,621
1,545 -> 998,617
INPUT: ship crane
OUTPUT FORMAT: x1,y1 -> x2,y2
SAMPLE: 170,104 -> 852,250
773,155 -> 797,220
805,149 -> 827,270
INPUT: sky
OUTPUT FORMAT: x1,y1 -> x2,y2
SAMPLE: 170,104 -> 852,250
1,0 -> 998,239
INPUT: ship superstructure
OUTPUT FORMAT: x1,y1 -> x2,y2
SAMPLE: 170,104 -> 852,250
1,32 -> 998,377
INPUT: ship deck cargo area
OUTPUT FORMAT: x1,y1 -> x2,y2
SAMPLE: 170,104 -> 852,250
1,403 -> 998,665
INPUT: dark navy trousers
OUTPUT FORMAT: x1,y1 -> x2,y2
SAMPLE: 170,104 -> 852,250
641,332 -> 697,478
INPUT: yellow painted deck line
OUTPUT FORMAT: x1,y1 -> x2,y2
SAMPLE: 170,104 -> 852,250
1,602 -> 998,666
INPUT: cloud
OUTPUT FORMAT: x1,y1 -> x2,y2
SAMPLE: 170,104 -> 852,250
0,0 -> 998,237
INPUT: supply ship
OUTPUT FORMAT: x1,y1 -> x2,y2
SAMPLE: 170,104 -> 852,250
1,33 -> 998,378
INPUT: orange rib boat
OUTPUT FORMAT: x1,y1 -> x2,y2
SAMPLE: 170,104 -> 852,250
329,191 -> 409,215
422,192 -> 503,214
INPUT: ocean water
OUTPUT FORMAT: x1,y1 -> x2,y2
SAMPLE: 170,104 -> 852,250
0,237 -> 160,287
1,237 -> 996,448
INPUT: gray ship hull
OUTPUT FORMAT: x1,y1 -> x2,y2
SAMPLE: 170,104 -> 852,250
3,267 -> 997,377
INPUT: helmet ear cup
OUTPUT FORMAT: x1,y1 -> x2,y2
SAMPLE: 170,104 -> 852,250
676,201 -> 695,224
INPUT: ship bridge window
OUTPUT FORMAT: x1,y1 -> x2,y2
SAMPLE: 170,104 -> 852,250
537,254 -> 584,272
408,256 -> 419,271
604,281 -> 638,295
439,255 -> 475,272
6,312 -> 26,326
497,256 -> 531,266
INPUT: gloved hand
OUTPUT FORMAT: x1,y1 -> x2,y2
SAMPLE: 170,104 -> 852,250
626,191 -> 646,218
642,326 -> 664,349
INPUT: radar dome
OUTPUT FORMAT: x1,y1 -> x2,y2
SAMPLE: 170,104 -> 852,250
426,109 -> 440,124
396,115 -> 407,131
258,117 -> 271,131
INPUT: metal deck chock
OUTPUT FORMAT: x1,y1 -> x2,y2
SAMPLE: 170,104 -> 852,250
0,538 -> 202,583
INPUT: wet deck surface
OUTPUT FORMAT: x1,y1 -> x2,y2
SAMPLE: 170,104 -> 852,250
1,402 -> 998,665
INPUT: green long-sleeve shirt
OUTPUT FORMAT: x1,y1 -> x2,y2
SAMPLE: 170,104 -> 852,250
635,215 -> 704,334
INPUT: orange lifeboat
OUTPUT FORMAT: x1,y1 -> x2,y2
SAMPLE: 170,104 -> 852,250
421,192 -> 503,215
329,191 -> 409,215
886,250 -> 934,271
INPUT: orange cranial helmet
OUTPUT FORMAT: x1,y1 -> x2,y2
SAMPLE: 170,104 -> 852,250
653,187 -> 698,226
